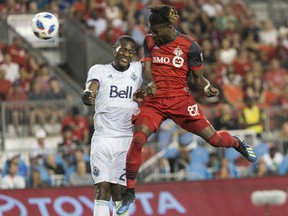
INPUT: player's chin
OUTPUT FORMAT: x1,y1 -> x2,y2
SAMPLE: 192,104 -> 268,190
119,61 -> 130,68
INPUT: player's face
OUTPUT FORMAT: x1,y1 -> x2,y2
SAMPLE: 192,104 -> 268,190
113,41 -> 136,70
150,24 -> 172,45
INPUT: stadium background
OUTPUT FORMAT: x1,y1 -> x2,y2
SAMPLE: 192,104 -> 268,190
1,0 -> 288,215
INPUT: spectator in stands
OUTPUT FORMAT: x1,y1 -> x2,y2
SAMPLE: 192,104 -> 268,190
104,0 -> 125,31
68,160 -> 93,186
18,66 -> 32,93
0,68 -> 12,102
128,14 -> 148,46
0,156 -> 26,189
46,77 -> 72,133
0,53 -> 20,84
207,152 -> 220,178
69,147 -> 90,173
222,65 -> 244,109
259,18 -> 278,47
232,48 -> 252,77
61,106 -> 89,145
26,168 -> 51,188
7,36 -> 27,67
30,128 -> 55,165
201,0 -> 223,19
86,9 -> 108,38
215,157 -> 232,179
214,103 -> 239,130
239,96 -> 265,137
58,125 -> 82,164
262,145 -> 284,174
253,157 -> 272,177
24,54 -> 40,80
28,79 -> 49,135
264,58 -> 288,97
6,82 -> 27,135
43,153 -> 66,175
35,63 -> 52,94
278,122 -> 288,154
2,153 -> 28,178
219,38 -> 237,65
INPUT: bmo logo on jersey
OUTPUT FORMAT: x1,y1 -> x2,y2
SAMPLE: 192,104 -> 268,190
110,85 -> 133,98
152,56 -> 170,64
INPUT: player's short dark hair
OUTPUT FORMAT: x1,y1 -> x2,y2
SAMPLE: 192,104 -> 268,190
115,35 -> 136,47
148,5 -> 179,26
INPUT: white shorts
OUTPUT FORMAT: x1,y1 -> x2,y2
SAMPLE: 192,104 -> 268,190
90,135 -> 132,186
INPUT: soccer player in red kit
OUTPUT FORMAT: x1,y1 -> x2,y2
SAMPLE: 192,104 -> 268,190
117,5 -> 257,214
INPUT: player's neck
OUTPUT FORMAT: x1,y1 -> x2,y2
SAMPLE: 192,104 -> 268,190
111,62 -> 129,72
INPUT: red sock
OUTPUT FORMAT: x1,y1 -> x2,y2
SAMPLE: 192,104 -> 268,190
126,131 -> 147,188
207,131 -> 238,148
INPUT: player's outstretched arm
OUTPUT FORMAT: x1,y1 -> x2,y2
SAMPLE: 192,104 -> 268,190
190,69 -> 219,97
81,80 -> 99,106
142,61 -> 157,96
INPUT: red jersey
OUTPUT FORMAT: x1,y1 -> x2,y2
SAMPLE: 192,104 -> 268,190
141,33 -> 203,97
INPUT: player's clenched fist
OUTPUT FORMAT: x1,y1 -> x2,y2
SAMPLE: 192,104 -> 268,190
81,90 -> 97,106
133,89 -> 146,102
145,82 -> 157,96
204,84 -> 219,97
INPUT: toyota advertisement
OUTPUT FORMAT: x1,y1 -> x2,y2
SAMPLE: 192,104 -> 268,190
1,176 -> 288,216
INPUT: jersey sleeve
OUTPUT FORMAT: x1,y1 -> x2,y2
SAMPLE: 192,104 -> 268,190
86,64 -> 103,83
188,41 -> 203,70
141,36 -> 152,62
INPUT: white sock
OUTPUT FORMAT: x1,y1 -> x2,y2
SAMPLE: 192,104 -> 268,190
94,200 -> 110,216
112,201 -> 129,216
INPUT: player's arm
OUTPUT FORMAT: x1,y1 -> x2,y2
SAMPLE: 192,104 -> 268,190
142,61 -> 156,96
188,41 -> 218,97
141,37 -> 157,96
81,79 -> 99,106
190,69 -> 218,97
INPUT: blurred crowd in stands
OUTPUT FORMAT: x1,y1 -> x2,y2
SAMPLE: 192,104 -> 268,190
1,0 -> 288,189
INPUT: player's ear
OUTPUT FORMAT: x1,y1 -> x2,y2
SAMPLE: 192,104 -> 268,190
112,45 -> 117,55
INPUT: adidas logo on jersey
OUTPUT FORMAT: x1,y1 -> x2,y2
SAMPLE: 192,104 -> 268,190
108,74 -> 113,79
110,85 -> 133,98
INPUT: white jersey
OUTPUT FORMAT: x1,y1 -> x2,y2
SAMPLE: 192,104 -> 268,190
86,61 -> 142,137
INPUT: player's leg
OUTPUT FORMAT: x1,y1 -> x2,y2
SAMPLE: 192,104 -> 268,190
90,135 -> 113,216
93,182 -> 111,216
111,184 -> 128,216
117,107 -> 164,214
173,96 -> 257,162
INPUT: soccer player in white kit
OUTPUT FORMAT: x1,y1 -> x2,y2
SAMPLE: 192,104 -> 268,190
81,35 -> 143,216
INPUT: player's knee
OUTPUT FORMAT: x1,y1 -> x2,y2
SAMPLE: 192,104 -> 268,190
133,131 -> 148,149
95,184 -> 111,201
207,132 -> 222,147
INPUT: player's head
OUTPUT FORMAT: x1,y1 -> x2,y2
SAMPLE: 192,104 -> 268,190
113,35 -> 136,71
148,5 -> 179,45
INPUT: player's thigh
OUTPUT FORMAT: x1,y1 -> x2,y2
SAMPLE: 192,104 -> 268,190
170,96 -> 212,135
110,137 -> 132,186
133,103 -> 165,133
90,136 -> 131,186
90,136 -> 112,184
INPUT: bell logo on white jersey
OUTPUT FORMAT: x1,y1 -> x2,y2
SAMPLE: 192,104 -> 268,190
110,85 -> 133,98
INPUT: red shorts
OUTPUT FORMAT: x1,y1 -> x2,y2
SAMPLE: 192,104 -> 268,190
132,95 -> 211,134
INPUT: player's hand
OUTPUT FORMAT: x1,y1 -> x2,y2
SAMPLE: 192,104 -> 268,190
204,85 -> 219,97
81,90 -> 97,106
133,89 -> 146,102
145,82 -> 157,96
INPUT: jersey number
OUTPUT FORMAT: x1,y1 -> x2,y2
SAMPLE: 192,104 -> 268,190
119,168 -> 126,182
